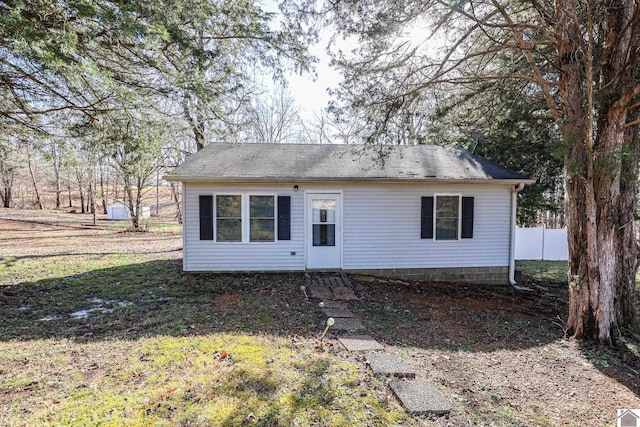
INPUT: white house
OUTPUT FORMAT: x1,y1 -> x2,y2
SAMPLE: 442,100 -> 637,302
165,143 -> 535,285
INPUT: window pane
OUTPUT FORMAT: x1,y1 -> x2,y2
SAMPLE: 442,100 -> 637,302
435,196 -> 459,240
250,196 -> 274,241
216,195 -> 241,242
216,195 -> 241,218
436,196 -> 459,218
312,199 -> 336,223
436,218 -> 458,240
217,219 -> 242,242
313,224 -> 335,246
250,196 -> 274,218
251,219 -> 274,241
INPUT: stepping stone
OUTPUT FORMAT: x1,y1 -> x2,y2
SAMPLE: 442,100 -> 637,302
365,353 -> 416,379
337,335 -> 384,352
331,317 -> 365,331
308,285 -> 333,300
389,380 -> 453,416
339,272 -> 352,287
319,300 -> 348,309
330,286 -> 358,300
322,308 -> 355,318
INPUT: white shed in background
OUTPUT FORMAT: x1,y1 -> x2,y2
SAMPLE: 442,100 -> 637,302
107,202 -> 130,220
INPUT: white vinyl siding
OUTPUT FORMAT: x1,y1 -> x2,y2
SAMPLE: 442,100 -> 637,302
341,184 -> 511,269
182,182 -> 513,272
184,184 -> 304,271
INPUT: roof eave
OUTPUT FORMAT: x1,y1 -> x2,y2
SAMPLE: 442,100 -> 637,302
163,175 -> 537,185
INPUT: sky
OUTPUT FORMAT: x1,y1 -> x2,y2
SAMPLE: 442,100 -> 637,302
286,31 -> 345,119
283,15 -> 435,121
261,1 -> 436,122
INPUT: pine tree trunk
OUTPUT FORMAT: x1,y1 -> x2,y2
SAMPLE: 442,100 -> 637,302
170,181 -> 182,224
52,146 -> 61,209
2,187 -> 11,208
26,144 -> 43,210
557,0 -> 639,344
99,165 -> 107,214
67,170 -> 72,208
77,170 -> 85,214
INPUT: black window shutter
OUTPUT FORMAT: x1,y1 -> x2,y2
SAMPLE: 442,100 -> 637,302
461,197 -> 474,238
199,195 -> 213,240
421,197 -> 434,239
277,196 -> 291,240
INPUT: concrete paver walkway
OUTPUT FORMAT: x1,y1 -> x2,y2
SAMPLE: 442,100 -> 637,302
307,272 -> 452,417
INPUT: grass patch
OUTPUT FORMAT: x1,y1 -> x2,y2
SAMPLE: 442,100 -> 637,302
516,260 -> 568,282
2,334 -> 405,426
0,247 -> 407,425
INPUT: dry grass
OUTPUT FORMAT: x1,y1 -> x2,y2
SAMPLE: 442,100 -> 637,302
1,208 -> 640,426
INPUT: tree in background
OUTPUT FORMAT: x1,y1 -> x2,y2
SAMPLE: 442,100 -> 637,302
424,77 -> 565,226
312,0 -> 640,345
247,87 -> 302,144
1,0 -> 315,216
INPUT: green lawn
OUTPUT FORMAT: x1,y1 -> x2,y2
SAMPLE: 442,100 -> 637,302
516,260 -> 568,282
0,251 -> 407,426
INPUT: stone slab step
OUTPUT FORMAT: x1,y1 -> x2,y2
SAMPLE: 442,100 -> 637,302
319,300 -> 348,309
308,285 -> 334,300
337,335 -> 384,352
389,380 -> 453,416
330,286 -> 358,300
332,317 -> 365,331
322,308 -> 355,318
365,353 -> 416,379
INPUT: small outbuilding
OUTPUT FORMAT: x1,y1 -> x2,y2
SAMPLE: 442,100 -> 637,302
106,202 -> 151,220
106,202 -> 130,220
165,143 -> 535,285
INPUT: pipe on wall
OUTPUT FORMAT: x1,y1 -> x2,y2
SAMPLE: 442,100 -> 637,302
509,183 -> 526,286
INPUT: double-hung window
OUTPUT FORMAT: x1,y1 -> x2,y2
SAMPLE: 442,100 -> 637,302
199,194 -> 290,242
421,195 -> 474,240
250,195 -> 275,242
435,195 -> 460,240
216,195 -> 242,242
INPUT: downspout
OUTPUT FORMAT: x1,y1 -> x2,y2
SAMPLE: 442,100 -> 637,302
509,183 -> 526,286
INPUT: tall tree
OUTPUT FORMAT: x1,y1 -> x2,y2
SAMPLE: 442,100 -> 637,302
424,75 -> 565,226
1,1 -> 313,148
316,0 -> 640,344
248,88 -> 302,144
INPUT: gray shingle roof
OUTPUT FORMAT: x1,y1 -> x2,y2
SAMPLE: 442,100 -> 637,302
165,143 -> 534,183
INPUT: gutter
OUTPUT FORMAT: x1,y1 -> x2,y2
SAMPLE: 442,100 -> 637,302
163,175 -> 537,186
509,183 -> 532,291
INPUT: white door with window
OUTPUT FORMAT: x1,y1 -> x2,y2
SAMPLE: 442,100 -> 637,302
306,193 -> 342,269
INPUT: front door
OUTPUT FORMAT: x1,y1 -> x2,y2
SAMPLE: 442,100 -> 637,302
306,193 -> 342,269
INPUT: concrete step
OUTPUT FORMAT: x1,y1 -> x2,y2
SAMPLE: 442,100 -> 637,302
365,353 -> 416,379
337,335 -> 384,352
389,380 -> 452,416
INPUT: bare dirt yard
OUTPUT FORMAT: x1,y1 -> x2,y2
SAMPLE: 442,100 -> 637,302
1,208 -> 640,426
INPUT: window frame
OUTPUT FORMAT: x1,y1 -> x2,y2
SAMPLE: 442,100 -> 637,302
215,194 -> 243,243
211,193 -> 279,244
433,193 -> 462,242
249,194 -> 276,242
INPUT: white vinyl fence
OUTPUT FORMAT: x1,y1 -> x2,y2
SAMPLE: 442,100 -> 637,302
515,226 -> 568,261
